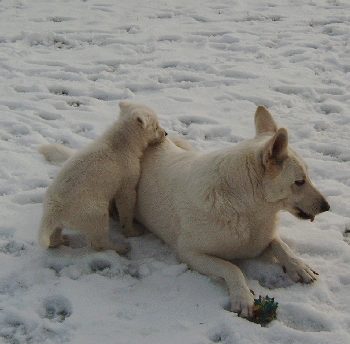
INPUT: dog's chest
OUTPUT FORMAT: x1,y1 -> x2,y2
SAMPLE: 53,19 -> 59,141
198,215 -> 277,260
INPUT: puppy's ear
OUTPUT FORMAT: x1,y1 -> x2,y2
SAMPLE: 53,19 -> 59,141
119,101 -> 131,112
255,106 -> 278,135
262,128 -> 288,168
136,115 -> 147,128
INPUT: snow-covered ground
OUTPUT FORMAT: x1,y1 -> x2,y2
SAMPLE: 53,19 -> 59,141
0,0 -> 350,343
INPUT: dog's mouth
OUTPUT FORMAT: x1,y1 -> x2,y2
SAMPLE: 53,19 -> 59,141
295,207 -> 315,222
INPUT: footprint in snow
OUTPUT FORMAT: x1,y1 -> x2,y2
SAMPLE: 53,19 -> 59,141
37,111 -> 62,121
42,295 -> 72,322
178,115 -> 219,126
8,123 -> 31,136
48,16 -> 74,23
158,35 -> 182,42
0,274 -> 28,296
0,313 -> 35,343
14,85 -> 41,93
155,12 -> 174,19
0,239 -> 27,257
88,255 -> 127,278
89,258 -> 112,272
66,99 -> 82,108
117,25 -> 141,34
318,103 -> 343,115
11,189 -> 44,205
72,123 -> 95,139
49,87 -> 70,96
208,322 -> 235,343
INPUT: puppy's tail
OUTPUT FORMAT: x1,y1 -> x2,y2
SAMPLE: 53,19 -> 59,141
39,144 -> 75,164
38,225 -> 52,248
38,212 -> 60,248
169,135 -> 193,151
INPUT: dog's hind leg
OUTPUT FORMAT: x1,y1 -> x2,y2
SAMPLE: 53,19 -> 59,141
84,210 -> 130,254
178,248 -> 254,318
48,228 -> 70,248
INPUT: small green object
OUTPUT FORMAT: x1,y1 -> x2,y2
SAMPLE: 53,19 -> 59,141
250,295 -> 278,325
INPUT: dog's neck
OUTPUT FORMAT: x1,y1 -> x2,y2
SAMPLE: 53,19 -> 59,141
191,146 -> 281,221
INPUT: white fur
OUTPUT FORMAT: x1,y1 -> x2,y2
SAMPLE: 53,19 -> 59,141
135,106 -> 329,317
38,144 -> 75,164
39,106 -> 329,318
38,102 -> 166,253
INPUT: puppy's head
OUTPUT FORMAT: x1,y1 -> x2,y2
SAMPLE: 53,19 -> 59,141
255,106 -> 330,221
119,101 -> 167,144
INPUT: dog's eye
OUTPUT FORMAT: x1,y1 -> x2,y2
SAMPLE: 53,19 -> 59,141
294,180 -> 305,186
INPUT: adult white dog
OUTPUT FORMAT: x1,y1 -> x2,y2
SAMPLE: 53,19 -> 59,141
40,106 -> 330,318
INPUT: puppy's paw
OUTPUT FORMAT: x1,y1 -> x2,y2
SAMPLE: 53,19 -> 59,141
123,223 -> 145,238
230,290 -> 255,318
114,241 -> 130,255
283,259 -> 318,284
48,234 -> 70,248
61,235 -> 70,246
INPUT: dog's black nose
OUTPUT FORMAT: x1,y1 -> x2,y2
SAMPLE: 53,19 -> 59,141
165,131 -> 168,136
320,200 -> 330,213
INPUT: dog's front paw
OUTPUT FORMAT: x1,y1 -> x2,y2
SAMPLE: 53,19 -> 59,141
230,290 -> 255,318
283,259 -> 318,284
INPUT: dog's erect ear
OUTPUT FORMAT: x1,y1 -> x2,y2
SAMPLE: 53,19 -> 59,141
255,106 -> 278,135
119,101 -> 131,112
262,128 -> 288,167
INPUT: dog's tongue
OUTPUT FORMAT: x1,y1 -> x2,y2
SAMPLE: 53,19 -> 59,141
310,215 -> 315,222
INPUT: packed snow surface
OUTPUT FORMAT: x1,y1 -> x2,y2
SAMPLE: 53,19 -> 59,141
0,0 -> 350,343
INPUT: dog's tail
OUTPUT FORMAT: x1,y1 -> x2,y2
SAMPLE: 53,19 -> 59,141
38,210 -> 61,248
169,135 -> 193,151
38,223 -> 53,249
39,144 -> 75,164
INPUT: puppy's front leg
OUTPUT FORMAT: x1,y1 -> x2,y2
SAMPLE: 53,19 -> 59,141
115,188 -> 144,237
267,238 -> 318,283
178,249 -> 254,318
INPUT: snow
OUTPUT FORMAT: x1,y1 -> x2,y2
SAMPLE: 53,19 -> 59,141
0,0 -> 350,343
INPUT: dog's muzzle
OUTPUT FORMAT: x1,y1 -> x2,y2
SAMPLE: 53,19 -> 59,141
295,207 -> 315,222
295,200 -> 330,222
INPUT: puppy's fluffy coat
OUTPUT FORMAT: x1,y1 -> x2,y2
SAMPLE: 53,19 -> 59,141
38,101 -> 166,252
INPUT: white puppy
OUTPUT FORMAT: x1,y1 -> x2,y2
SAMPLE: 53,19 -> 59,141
38,101 -> 166,253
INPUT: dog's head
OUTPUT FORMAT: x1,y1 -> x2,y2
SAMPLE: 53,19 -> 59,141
119,101 -> 167,144
255,106 -> 330,221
